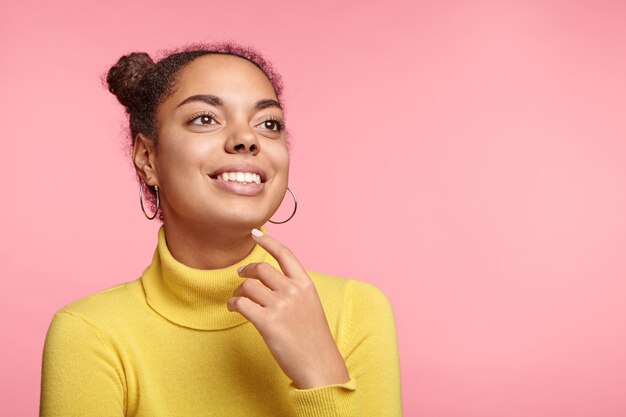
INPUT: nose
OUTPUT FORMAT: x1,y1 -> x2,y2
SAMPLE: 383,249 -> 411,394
225,120 -> 260,155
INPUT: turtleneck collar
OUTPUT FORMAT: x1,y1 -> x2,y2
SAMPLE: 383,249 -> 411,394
141,225 -> 280,331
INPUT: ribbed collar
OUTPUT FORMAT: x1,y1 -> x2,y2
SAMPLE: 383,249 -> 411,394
141,225 -> 280,331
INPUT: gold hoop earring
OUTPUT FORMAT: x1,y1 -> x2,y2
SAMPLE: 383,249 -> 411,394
269,186 -> 297,224
139,180 -> 160,220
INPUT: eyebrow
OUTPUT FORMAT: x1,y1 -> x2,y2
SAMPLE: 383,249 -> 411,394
176,94 -> 282,111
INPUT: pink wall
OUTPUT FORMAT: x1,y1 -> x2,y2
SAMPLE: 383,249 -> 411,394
2,0 -> 625,416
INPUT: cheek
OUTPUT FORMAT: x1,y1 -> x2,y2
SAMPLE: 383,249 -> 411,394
269,142 -> 290,174
156,137 -> 213,184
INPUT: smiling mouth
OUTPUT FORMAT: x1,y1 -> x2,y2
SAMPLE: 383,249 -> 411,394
208,172 -> 265,196
209,171 -> 263,184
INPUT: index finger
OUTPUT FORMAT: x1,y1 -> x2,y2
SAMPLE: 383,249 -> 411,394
251,228 -> 307,281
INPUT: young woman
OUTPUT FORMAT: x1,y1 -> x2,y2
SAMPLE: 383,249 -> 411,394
39,42 -> 402,417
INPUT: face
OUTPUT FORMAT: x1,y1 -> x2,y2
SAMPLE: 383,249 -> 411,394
135,54 -> 290,233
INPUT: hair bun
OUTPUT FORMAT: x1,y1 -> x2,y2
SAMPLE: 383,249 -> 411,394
106,52 -> 155,111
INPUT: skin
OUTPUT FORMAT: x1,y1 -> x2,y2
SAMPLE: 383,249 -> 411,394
132,54 -> 350,389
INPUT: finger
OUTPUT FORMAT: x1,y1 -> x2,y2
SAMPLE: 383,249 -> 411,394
227,296 -> 265,324
237,262 -> 289,292
251,228 -> 307,281
232,278 -> 277,307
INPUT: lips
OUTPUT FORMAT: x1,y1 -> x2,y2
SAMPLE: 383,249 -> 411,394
208,163 -> 267,182
208,162 -> 267,196
209,175 -> 265,196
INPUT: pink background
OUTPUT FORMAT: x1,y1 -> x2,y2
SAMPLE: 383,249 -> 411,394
2,1 -> 626,416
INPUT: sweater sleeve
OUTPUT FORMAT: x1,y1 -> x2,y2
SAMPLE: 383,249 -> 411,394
288,279 -> 403,417
39,311 -> 126,417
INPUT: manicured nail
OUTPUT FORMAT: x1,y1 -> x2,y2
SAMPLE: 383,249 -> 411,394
237,266 -> 244,274
251,228 -> 264,238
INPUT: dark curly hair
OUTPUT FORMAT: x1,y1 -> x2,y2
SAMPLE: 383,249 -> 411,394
104,41 -> 288,221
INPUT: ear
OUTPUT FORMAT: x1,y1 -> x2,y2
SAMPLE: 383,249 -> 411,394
133,133 -> 159,186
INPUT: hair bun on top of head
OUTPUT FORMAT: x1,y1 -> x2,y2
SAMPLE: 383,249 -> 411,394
106,52 -> 155,111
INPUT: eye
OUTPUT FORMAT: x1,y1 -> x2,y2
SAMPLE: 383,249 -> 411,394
189,111 -> 219,126
257,117 -> 285,132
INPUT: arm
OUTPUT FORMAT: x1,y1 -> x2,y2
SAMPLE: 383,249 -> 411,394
288,280 -> 403,417
40,311 -> 126,417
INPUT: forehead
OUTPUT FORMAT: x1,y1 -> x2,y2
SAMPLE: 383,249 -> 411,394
172,54 -> 278,101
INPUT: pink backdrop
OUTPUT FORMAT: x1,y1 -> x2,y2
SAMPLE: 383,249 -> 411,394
2,1 -> 626,416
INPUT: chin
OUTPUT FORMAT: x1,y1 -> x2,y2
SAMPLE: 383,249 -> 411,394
202,211 -> 268,230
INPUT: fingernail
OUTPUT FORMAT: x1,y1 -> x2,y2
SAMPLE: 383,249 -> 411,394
251,228 -> 264,238
237,266 -> 244,274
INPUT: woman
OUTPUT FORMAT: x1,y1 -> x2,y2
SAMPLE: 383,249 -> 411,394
39,42 -> 402,417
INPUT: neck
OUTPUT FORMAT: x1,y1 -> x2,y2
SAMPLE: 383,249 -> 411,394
163,220 -> 258,269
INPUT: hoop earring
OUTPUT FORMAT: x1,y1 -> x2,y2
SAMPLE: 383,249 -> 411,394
139,180 -> 160,220
269,186 -> 297,224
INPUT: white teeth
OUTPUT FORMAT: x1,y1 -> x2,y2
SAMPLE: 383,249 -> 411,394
217,172 -> 262,184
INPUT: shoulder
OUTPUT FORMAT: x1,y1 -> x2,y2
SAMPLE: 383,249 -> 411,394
306,270 -> 396,330
338,279 -> 397,334
50,280 -> 139,330
307,269 -> 351,294
306,270 -> 394,311
344,279 -> 395,313
306,272 -> 398,357
305,270 -> 351,325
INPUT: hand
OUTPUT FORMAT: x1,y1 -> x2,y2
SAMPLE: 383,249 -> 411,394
227,228 -> 350,389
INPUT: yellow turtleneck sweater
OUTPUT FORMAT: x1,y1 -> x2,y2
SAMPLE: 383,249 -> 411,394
40,226 -> 402,416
